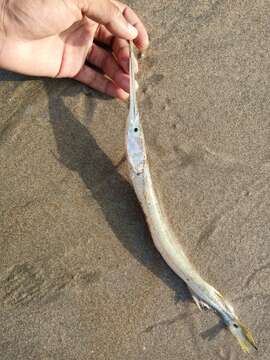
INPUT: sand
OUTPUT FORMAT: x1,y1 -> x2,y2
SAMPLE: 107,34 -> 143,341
0,1 -> 269,359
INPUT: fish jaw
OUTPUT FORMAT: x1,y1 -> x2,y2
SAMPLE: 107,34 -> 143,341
227,319 -> 257,353
214,292 -> 257,352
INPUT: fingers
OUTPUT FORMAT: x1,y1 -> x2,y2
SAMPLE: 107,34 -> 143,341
75,65 -> 129,100
95,26 -> 138,73
80,0 -> 149,49
81,0 -> 138,40
112,38 -> 129,73
94,25 -> 114,46
112,0 -> 149,49
87,43 -> 130,92
112,38 -> 138,73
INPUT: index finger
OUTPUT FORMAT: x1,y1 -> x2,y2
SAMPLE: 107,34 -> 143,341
112,0 -> 149,50
81,0 -> 138,40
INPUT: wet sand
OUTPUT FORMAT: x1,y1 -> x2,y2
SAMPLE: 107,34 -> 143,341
0,1 -> 269,359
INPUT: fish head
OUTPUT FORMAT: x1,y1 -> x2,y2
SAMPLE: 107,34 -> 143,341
227,319 -> 257,353
209,288 -> 257,353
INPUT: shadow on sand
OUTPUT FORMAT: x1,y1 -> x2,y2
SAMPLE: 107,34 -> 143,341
42,78 -> 191,305
1,70 -> 224,338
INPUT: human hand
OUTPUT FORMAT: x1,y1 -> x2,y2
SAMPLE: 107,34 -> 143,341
0,0 -> 149,100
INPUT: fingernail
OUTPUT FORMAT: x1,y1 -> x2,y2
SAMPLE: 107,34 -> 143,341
127,23 -> 138,38
119,75 -> 139,93
122,94 -> 130,103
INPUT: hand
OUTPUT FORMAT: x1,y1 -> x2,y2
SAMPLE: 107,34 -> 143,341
0,0 -> 149,100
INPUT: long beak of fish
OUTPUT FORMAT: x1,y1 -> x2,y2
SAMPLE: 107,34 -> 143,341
211,290 -> 257,353
228,320 -> 257,353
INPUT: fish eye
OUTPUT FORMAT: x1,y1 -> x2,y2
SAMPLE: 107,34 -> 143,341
233,323 -> 239,329
134,128 -> 138,132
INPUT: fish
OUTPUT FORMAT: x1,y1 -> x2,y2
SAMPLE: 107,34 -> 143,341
125,41 -> 257,353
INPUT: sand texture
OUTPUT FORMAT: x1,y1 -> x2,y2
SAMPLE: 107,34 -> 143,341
0,1 -> 269,359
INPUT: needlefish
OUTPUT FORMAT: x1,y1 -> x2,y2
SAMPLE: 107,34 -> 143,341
125,41 -> 257,353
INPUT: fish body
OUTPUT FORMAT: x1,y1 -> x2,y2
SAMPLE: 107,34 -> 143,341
126,41 -> 257,353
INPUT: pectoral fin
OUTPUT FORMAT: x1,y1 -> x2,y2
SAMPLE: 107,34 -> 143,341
189,288 -> 210,311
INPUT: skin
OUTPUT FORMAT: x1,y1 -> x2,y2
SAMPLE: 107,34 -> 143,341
0,0 -> 149,100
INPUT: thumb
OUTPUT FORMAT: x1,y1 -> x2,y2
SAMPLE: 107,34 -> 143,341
80,0 -> 138,39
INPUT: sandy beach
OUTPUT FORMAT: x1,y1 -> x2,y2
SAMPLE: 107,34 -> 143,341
0,1 -> 269,359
